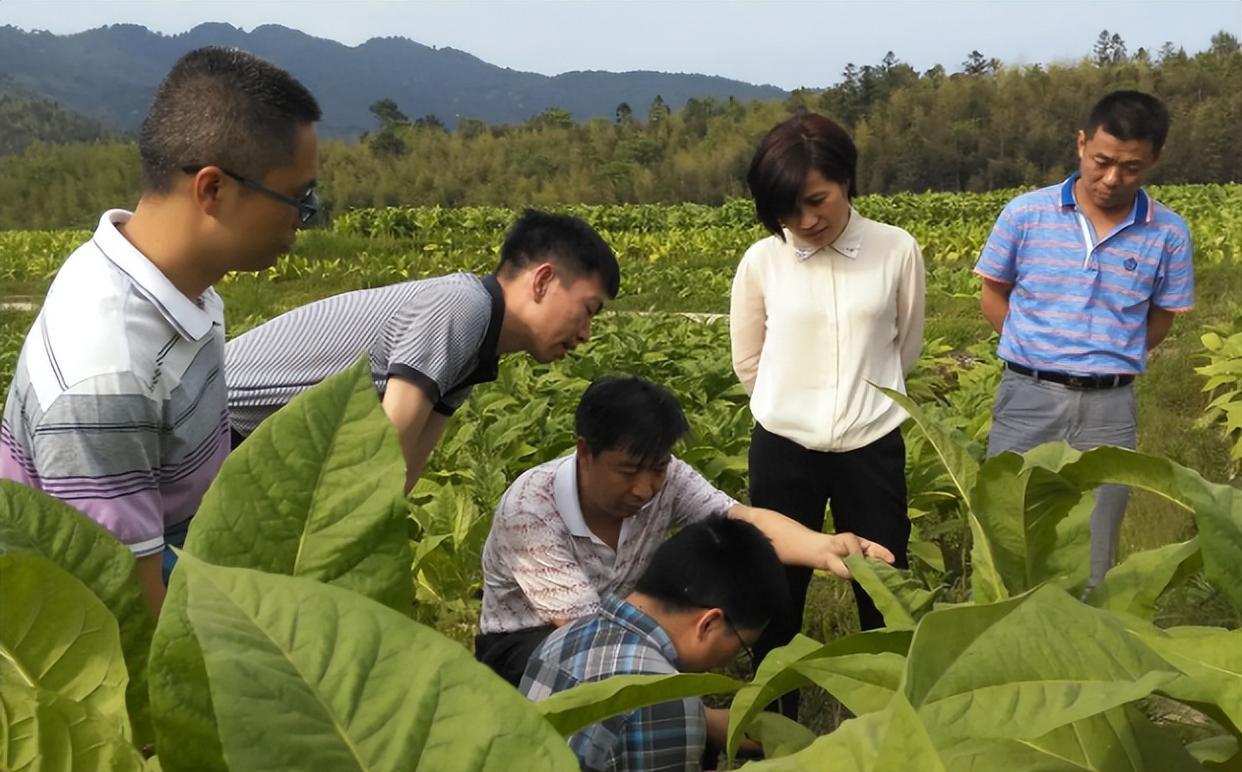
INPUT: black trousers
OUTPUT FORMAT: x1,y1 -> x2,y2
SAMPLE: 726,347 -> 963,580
474,626 -> 556,688
748,423 -> 909,716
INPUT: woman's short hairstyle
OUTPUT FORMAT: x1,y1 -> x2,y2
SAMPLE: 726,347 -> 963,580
747,113 -> 858,239
140,47 -> 321,193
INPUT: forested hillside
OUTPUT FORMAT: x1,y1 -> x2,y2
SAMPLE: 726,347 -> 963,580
0,30 -> 1236,229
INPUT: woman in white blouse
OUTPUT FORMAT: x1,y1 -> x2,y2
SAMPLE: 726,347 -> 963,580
730,113 -> 925,708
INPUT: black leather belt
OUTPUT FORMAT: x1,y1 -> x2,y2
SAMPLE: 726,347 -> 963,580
1004,361 -> 1134,390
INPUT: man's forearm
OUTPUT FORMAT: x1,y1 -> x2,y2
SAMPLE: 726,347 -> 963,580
1146,306 -> 1176,350
979,278 -> 1013,334
727,504 -> 819,566
136,553 -> 166,617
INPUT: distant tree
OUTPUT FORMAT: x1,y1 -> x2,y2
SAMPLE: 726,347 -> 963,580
615,102 -> 633,126
368,127 -> 407,158
369,98 -> 408,130
529,107 -> 573,130
962,50 -> 995,75
414,113 -> 446,131
785,87 -> 817,113
647,95 -> 670,127
1093,30 -> 1113,66
1109,33 -> 1128,63
456,117 -> 486,138
1093,30 -> 1128,66
681,97 -> 713,139
1209,30 -> 1240,56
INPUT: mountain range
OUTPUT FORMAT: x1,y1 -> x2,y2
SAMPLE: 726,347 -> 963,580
0,23 -> 787,137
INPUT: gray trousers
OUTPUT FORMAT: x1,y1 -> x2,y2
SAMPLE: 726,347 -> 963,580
986,368 -> 1138,590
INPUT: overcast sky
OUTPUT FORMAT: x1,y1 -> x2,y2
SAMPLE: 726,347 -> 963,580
2,0 -> 1237,90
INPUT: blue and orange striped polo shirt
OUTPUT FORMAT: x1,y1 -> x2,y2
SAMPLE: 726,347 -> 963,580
975,174 -> 1194,375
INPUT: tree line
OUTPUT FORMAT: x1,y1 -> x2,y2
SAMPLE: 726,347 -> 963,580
0,31 -> 1237,230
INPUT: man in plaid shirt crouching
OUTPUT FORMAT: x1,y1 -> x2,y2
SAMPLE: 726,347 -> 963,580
520,516 -> 786,771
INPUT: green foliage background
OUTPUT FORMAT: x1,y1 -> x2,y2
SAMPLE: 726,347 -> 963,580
0,33 -> 1237,229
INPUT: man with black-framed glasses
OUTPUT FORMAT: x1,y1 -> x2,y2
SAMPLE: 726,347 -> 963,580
0,47 -> 320,617
521,516 -> 783,771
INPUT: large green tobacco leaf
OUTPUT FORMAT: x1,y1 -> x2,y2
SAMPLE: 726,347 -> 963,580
1088,538 -> 1202,619
147,574 -> 226,771
881,389 -> 978,503
740,694 -> 947,771
536,672 -> 743,737
904,585 -> 1179,741
879,389 -> 1006,602
0,554 -> 130,739
1187,735 -> 1240,769
969,447 -> 1094,600
0,481 -> 154,745
1125,624 -> 1242,736
186,357 -> 412,611
939,704 -> 1205,771
744,712 -> 817,758
726,630 -> 912,760
1023,445 -> 1242,616
843,553 -> 936,628
0,685 -> 145,772
790,653 -> 905,715
150,360 -> 417,771
167,554 -> 576,771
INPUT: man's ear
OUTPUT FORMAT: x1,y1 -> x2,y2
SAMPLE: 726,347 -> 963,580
694,607 -> 727,642
1076,129 -> 1087,159
575,436 -> 591,458
531,262 -> 556,301
188,166 -> 226,216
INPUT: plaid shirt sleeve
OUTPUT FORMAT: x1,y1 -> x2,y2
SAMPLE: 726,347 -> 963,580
571,697 -> 706,772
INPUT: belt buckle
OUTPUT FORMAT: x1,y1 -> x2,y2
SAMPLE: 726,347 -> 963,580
1066,375 -> 1088,389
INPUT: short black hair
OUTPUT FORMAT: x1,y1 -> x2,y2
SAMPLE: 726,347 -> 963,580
496,209 -> 621,298
636,516 -> 788,631
747,112 -> 858,240
1085,90 -> 1170,154
575,376 -> 689,467
140,46 -> 321,192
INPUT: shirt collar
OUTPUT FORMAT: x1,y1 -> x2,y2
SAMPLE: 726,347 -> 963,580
785,207 -> 865,261
553,453 -> 600,542
599,594 -> 683,667
1059,172 -> 1153,225
479,273 -> 505,359
91,209 -> 220,341
448,274 -> 507,389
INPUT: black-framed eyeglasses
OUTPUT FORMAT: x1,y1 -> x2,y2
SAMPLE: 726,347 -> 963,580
724,614 -> 757,677
182,165 -> 319,225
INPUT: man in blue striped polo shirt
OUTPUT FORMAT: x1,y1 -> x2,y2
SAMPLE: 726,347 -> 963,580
975,90 -> 1194,590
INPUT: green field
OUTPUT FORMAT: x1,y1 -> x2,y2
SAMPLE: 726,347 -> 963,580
2,187 -> 1241,761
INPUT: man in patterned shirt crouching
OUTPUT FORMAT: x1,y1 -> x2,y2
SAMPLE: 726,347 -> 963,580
521,515 -> 785,772
476,375 -> 895,686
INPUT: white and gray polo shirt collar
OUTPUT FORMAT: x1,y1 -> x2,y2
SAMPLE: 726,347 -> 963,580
91,209 -> 222,342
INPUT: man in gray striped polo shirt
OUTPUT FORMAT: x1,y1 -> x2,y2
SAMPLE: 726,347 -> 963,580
1,48 -> 321,615
226,210 -> 621,492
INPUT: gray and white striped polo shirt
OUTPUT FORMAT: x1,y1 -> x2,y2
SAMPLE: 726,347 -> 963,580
1,209 -> 230,557
226,273 -> 505,436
